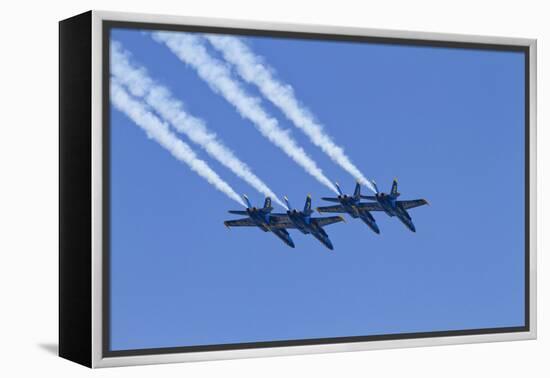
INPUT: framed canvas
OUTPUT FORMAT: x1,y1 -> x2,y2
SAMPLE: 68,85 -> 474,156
59,10 -> 537,368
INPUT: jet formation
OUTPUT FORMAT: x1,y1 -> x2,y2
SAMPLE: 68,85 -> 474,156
224,179 -> 428,250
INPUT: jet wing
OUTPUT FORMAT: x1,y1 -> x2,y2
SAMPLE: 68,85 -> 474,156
224,218 -> 256,227
313,216 -> 345,228
272,228 -> 295,248
316,204 -> 346,214
357,202 -> 384,211
398,199 -> 429,210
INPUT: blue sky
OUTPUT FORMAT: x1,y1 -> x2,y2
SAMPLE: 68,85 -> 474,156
109,28 -> 526,351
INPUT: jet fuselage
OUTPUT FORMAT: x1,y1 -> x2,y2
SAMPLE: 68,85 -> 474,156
282,206 -> 335,250
374,193 -> 416,232
337,195 -> 380,233
321,190 -> 380,234
225,197 -> 295,248
245,208 -> 272,231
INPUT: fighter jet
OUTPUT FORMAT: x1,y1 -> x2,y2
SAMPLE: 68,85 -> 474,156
316,181 -> 380,234
224,195 -> 295,248
269,195 -> 345,250
360,179 -> 429,232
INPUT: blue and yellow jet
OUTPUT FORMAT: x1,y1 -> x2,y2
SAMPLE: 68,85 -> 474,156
270,195 -> 345,250
224,195 -> 295,248
360,179 -> 429,232
316,181 -> 380,234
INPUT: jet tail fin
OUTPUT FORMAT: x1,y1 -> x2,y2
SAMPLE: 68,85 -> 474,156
353,181 -> 361,199
371,180 -> 379,194
263,197 -> 273,211
284,196 -> 292,210
243,194 -> 252,208
391,179 -> 400,197
304,195 -> 313,215
335,182 -> 343,195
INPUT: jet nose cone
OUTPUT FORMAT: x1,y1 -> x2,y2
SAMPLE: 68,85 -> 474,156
288,240 -> 295,248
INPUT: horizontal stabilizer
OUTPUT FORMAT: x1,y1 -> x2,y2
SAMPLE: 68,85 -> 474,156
358,202 -> 383,211
360,195 -> 377,200
316,204 -> 345,214
228,210 -> 248,215
224,218 -> 255,227
321,197 -> 341,203
314,216 -> 345,227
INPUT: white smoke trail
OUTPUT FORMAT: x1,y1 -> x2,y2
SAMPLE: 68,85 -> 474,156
206,35 -> 377,194
152,31 -> 339,195
110,80 -> 246,207
110,41 -> 286,209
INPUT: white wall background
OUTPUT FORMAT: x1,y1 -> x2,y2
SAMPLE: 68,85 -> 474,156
0,0 -> 546,376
